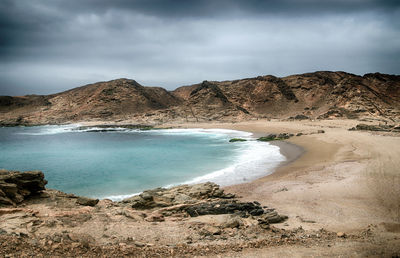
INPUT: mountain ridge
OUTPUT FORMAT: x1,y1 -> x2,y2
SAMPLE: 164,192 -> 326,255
1,71 -> 399,125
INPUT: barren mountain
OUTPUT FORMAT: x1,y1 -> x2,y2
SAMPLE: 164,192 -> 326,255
0,79 -> 181,125
0,71 -> 399,125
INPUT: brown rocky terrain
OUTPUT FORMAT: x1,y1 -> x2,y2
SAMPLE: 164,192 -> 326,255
0,170 -> 394,257
1,71 -> 399,125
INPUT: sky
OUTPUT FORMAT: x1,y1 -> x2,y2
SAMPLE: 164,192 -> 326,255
0,0 -> 399,95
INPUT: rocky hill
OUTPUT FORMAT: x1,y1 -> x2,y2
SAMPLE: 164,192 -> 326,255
1,71 -> 399,125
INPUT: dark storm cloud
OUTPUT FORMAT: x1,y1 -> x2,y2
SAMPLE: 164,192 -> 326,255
0,0 -> 399,95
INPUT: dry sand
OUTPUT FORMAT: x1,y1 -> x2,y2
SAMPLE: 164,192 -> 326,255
163,119 -> 400,256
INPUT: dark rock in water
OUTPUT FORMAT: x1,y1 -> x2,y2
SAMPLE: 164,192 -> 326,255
258,132 -> 293,141
257,134 -> 277,141
76,196 -> 99,206
229,138 -> 247,142
0,170 -> 47,206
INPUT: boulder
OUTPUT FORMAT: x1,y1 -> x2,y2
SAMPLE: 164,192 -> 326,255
76,197 -> 99,206
257,134 -> 277,141
257,210 -> 288,225
201,225 -> 221,235
0,170 -> 47,206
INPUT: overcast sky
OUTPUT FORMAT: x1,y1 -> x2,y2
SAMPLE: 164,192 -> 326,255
0,0 -> 399,95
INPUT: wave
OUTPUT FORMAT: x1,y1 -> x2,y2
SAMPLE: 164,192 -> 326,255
100,192 -> 141,202
182,140 -> 284,186
17,124 -> 82,135
149,128 -> 253,139
17,125 -> 253,139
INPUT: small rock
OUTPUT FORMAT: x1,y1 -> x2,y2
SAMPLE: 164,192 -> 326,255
202,225 -> 221,235
126,236 -> 135,242
259,223 -> 270,229
337,232 -> 346,238
71,242 -> 80,249
134,241 -> 146,247
145,213 -> 165,222
52,243 -> 61,250
276,187 -> 288,192
221,216 -> 242,228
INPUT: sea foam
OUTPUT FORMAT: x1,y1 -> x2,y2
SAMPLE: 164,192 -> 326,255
182,140 -> 284,186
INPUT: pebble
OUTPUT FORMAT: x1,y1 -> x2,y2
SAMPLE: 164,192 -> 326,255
337,232 -> 346,238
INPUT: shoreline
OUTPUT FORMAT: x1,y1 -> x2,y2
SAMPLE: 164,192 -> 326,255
1,119 -> 399,256
165,120 -> 400,231
1,125 -> 296,201
268,140 -> 305,170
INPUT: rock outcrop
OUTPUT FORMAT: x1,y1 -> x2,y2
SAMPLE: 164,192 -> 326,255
0,170 -> 47,206
3,171 -> 363,257
122,182 -> 287,225
0,171 -> 287,227
76,196 -> 99,207
349,123 -> 400,132
122,182 -> 235,209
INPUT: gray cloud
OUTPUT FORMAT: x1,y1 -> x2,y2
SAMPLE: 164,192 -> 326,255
0,0 -> 399,95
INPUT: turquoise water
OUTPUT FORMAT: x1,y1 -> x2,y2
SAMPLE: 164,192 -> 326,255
0,125 -> 284,200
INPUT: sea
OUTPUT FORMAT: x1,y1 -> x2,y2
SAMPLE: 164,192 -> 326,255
0,125 -> 285,201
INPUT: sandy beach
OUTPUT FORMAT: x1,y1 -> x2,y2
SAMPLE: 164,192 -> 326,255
163,119 -> 400,256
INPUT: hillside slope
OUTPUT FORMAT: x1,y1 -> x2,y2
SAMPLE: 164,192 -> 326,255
0,71 -> 399,125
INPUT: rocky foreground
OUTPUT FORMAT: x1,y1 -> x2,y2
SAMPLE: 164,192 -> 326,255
0,170 -> 380,257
